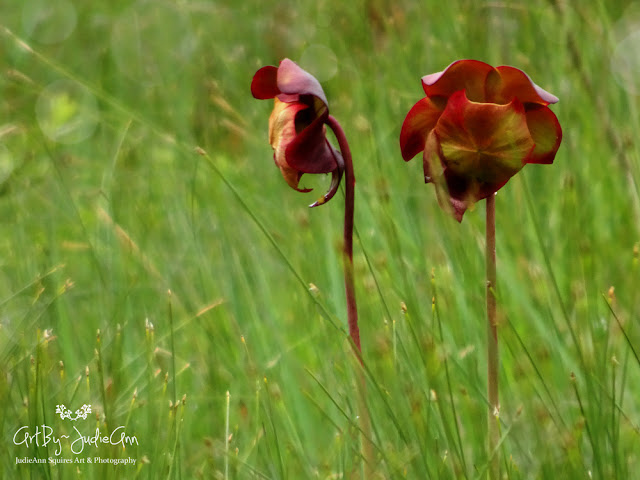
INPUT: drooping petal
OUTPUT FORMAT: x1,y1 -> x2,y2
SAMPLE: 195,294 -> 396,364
251,65 -> 280,99
422,59 -> 496,103
494,66 -> 559,105
524,105 -> 563,164
435,91 -> 535,181
422,130 -> 467,221
276,58 -> 329,107
278,162 -> 311,192
285,108 -> 338,174
253,60 -> 344,199
400,96 -> 445,161
309,151 -> 345,207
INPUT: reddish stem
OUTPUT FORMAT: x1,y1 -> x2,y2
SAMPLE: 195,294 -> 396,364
326,116 -> 375,478
326,115 -> 361,357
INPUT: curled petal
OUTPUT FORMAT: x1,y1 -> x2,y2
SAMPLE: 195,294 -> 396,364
278,162 -> 312,192
251,66 -> 279,99
276,59 -> 329,107
309,151 -> 345,208
268,99 -> 336,175
285,108 -> 338,174
253,60 -> 343,200
494,66 -> 559,105
251,59 -> 329,108
422,59 -> 496,103
524,106 -> 563,164
400,96 -> 445,161
421,60 -> 559,106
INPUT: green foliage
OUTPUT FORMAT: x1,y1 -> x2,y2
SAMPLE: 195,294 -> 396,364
1,0 -> 639,478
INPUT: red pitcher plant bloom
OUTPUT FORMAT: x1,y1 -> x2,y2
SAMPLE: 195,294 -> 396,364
252,59 -> 373,473
400,59 -> 562,221
251,58 -> 343,206
251,57 -> 361,351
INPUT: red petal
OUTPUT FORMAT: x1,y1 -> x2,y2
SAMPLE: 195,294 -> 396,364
422,130 -> 468,222
276,59 -> 328,107
422,59 -> 496,103
251,65 -> 279,99
435,91 -> 535,181
427,91 -> 535,219
400,96 -> 444,161
524,106 -> 562,164
285,110 -> 338,174
268,99 -> 337,176
494,66 -> 559,106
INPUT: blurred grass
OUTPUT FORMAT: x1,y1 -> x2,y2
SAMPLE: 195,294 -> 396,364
1,0 -> 640,478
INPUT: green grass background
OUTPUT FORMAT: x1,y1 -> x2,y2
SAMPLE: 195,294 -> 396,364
1,0 -> 639,478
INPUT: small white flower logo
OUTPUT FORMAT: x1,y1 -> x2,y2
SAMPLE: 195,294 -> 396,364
55,404 -> 91,421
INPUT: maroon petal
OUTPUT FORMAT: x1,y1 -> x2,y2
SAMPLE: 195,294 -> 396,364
309,154 -> 345,208
494,66 -> 559,106
422,59 -> 496,103
524,105 -> 562,164
400,96 -> 444,161
430,91 -> 536,220
251,65 -> 280,99
435,91 -> 535,180
285,109 -> 338,174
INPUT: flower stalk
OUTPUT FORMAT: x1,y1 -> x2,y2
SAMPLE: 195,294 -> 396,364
399,60 -> 562,480
326,115 -> 360,355
326,115 -> 375,478
252,59 -> 373,476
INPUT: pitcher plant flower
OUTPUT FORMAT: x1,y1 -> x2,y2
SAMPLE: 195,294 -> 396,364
251,59 -> 358,349
251,58 -> 344,207
400,59 -> 562,221
252,58 -> 375,476
400,59 -> 562,480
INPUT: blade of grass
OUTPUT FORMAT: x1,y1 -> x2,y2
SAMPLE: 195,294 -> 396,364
432,269 -> 469,479
521,174 -> 586,370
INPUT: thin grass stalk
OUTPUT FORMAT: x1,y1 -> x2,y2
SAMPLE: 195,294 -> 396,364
432,271 -> 468,478
168,290 -> 182,480
571,372 -> 603,478
225,390 -> 231,480
95,329 -> 109,431
486,194 -> 499,480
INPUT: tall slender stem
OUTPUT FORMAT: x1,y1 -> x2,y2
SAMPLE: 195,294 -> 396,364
326,115 -> 375,479
326,115 -> 361,355
486,194 -> 500,479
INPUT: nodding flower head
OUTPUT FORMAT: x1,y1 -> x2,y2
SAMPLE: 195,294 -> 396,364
400,59 -> 562,221
252,58 -> 343,206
